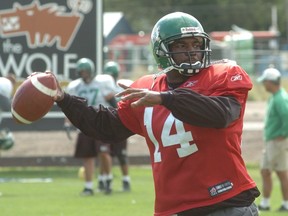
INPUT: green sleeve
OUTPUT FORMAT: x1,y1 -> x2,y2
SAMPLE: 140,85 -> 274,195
275,97 -> 288,137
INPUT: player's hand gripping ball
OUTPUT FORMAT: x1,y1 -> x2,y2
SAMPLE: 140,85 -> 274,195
11,72 -> 57,124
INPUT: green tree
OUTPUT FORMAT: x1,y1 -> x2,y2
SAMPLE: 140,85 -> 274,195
104,0 -> 288,42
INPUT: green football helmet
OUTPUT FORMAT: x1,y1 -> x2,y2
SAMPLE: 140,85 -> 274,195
76,58 -> 95,76
104,61 -> 120,80
151,12 -> 211,76
0,129 -> 14,150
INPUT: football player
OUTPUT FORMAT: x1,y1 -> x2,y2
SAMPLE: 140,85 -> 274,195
0,73 -> 16,151
54,12 -> 259,216
103,61 -> 132,192
0,73 -> 16,123
0,128 -> 14,151
65,58 -> 116,196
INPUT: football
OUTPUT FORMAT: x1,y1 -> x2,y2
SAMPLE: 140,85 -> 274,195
11,72 -> 57,124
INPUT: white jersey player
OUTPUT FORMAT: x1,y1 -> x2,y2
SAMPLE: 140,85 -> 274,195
65,58 -> 116,196
0,74 -> 15,124
0,73 -> 16,151
66,73 -> 116,107
103,61 -> 133,192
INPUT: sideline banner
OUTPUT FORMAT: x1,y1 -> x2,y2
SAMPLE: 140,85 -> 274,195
0,0 -> 100,80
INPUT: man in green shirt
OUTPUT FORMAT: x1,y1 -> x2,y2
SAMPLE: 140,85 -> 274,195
257,67 -> 288,212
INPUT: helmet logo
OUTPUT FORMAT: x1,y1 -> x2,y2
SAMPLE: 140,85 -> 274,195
181,27 -> 201,33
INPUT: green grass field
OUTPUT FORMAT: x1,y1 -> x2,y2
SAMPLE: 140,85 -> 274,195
0,165 -> 285,216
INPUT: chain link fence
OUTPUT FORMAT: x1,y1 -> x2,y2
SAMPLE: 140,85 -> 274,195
105,43 -> 288,81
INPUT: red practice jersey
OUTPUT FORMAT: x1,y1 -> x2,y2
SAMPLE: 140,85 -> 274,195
118,61 -> 255,216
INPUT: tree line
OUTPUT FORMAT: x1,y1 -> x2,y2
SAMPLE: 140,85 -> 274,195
104,0 -> 288,42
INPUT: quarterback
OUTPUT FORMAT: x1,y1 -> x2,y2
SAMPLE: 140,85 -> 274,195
54,12 -> 260,216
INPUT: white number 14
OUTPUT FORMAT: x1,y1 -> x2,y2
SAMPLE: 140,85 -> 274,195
144,107 -> 198,163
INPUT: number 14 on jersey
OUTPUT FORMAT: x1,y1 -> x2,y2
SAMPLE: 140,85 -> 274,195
144,107 -> 198,163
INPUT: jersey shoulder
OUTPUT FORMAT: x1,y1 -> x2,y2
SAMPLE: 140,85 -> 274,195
95,74 -> 114,83
207,59 -> 251,82
93,74 -> 117,95
196,59 -> 253,95
95,74 -> 115,87
66,78 -> 82,91
131,75 -> 155,89
0,77 -> 13,97
210,59 -> 237,66
209,59 -> 241,75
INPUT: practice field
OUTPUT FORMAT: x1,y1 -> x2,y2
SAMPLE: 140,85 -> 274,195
0,165 -> 284,216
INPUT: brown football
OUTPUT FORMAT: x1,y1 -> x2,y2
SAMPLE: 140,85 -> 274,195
11,72 -> 57,124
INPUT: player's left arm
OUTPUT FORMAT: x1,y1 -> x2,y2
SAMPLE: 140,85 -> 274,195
160,88 -> 241,128
116,85 -> 240,128
117,84 -> 241,128
117,65 -> 251,129
170,64 -> 252,128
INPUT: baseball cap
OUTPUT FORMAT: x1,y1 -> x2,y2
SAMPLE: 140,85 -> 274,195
257,68 -> 281,82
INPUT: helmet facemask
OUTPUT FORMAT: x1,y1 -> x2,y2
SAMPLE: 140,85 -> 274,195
156,33 -> 211,76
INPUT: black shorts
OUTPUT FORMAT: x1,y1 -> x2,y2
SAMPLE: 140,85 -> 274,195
74,132 -> 110,158
111,140 -> 127,157
97,140 -> 111,154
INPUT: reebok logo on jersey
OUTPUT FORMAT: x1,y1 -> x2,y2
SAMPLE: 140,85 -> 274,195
184,80 -> 198,87
231,74 -> 242,82
208,181 -> 233,197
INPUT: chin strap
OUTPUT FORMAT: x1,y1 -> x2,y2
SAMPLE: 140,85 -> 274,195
151,66 -> 174,89
153,66 -> 174,78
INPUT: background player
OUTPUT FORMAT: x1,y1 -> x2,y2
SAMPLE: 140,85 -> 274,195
0,73 -> 16,123
103,61 -> 132,192
54,12 -> 259,216
257,67 -> 288,212
0,73 -> 16,151
65,58 -> 116,196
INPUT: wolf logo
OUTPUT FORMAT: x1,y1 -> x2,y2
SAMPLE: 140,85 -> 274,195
0,0 -> 84,51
